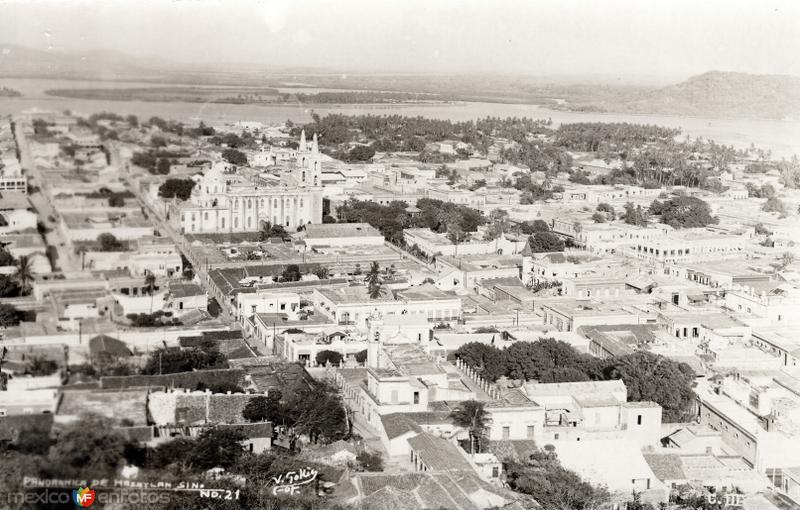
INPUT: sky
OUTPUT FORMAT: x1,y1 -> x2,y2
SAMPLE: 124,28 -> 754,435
1,0 -> 799,82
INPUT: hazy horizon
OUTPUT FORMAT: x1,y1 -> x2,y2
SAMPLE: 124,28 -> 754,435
1,0 -> 799,84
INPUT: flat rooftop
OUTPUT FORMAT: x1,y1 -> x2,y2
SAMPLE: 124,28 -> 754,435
305,223 -> 382,239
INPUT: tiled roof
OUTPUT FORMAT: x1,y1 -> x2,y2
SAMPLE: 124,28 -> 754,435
100,368 -> 246,390
354,471 -> 527,510
380,413 -> 422,440
243,362 -> 314,393
380,411 -> 455,440
407,433 -> 473,472
484,440 -> 538,463
360,486 -> 421,510
644,454 -> 687,481
88,334 -> 132,358
169,282 -> 205,298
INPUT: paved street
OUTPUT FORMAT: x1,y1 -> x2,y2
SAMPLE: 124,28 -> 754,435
15,126 -> 81,273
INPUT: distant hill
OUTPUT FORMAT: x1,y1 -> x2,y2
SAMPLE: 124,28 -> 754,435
566,71 -> 800,120
0,44 -> 161,80
0,44 -> 332,85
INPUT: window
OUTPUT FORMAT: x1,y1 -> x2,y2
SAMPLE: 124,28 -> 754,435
526,425 -> 535,438
637,415 -> 642,425
390,390 -> 398,404
554,433 -> 559,440
502,426 -> 510,440
413,392 -> 419,404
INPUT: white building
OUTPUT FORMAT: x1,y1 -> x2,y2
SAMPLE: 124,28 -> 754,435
312,286 -> 462,331
172,161 -> 323,233
236,291 -> 300,325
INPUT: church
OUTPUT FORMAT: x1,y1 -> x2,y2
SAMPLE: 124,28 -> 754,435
171,130 -> 324,234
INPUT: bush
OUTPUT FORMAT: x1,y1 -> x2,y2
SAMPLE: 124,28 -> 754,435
155,158 -> 171,175
108,195 -> 125,207
97,233 -> 123,252
356,450 -> 384,472
126,311 -> 181,328
28,356 -> 59,376
762,196 -> 787,215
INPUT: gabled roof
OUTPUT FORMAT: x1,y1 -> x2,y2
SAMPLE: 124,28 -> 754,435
380,412 -> 455,441
89,334 -> 132,358
380,413 -> 422,439
643,453 -> 687,481
407,433 -> 474,472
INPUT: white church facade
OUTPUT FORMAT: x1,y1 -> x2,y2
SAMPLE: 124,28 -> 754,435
171,130 -> 324,234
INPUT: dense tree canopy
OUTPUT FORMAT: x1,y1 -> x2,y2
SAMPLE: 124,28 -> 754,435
520,219 -> 551,235
454,342 -> 507,381
650,196 -> 718,229
280,264 -> 302,282
222,148 -> 248,166
142,340 -> 228,375
158,178 -> 196,201
48,416 -> 127,478
623,202 -> 649,226
506,450 -> 610,510
527,231 -> 565,253
187,427 -> 247,470
242,391 -> 284,424
97,232 -> 124,251
455,339 -> 695,422
315,349 -> 344,366
335,197 -> 486,244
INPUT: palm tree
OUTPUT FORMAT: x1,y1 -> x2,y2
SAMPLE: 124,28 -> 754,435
366,261 -> 382,299
258,221 -> 272,242
14,255 -> 33,296
144,273 -> 157,313
450,400 -> 491,455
